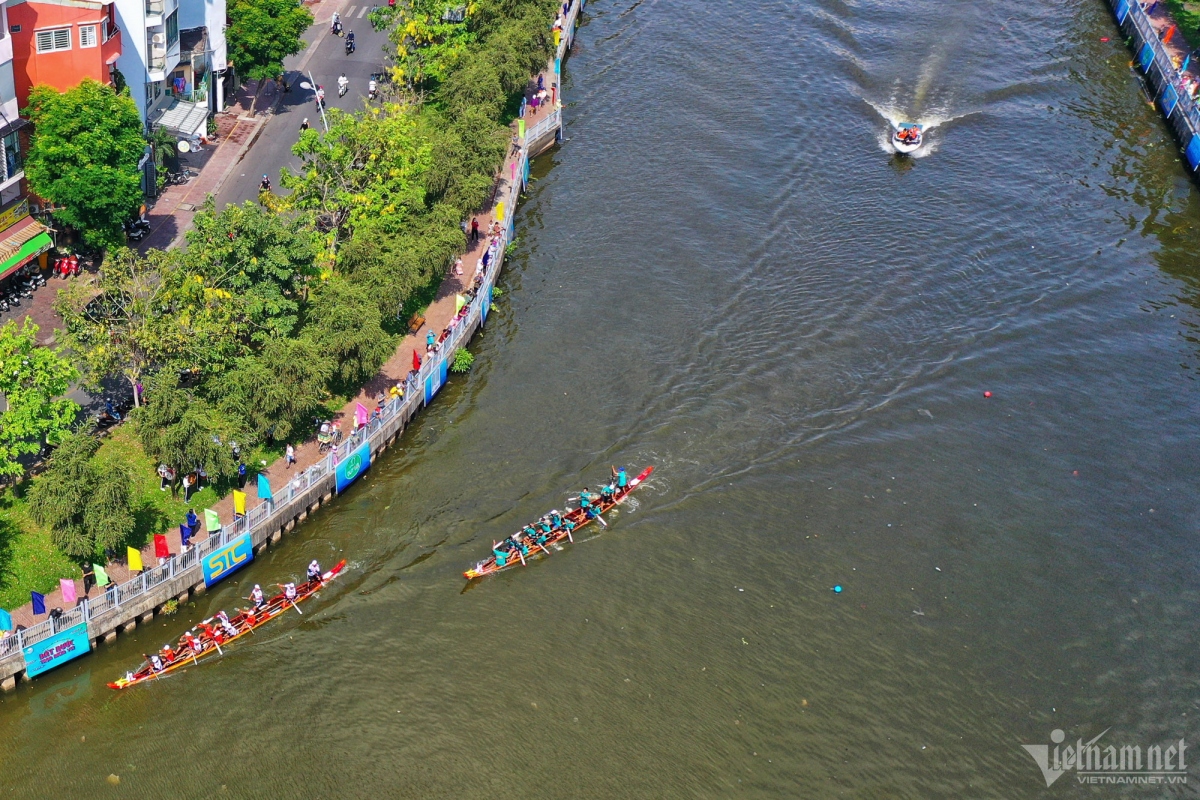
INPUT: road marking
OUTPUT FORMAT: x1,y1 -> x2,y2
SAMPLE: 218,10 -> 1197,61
357,5 -> 368,17
345,5 -> 356,17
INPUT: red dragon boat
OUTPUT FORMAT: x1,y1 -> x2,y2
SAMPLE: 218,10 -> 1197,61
107,560 -> 346,689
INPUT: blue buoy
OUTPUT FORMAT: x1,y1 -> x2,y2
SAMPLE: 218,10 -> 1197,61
833,585 -> 843,593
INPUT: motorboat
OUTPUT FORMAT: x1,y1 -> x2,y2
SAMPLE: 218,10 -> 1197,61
892,123 -> 923,154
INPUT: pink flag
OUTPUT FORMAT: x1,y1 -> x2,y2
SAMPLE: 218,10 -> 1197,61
60,578 -> 77,604
355,403 -> 369,427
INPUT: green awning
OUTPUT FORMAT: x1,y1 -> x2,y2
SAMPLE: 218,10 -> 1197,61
0,232 -> 52,280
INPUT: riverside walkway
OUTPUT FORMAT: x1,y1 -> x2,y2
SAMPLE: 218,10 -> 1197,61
0,0 -> 581,689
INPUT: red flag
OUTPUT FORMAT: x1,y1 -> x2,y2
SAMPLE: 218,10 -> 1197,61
1164,24 -> 1177,43
413,350 -> 421,371
154,534 -> 169,559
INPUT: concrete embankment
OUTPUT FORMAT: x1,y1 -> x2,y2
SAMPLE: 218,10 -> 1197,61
0,0 -> 584,692
1108,0 -> 1200,170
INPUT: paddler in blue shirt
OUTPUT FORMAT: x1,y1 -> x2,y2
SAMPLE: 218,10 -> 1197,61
579,488 -> 598,519
611,466 -> 628,489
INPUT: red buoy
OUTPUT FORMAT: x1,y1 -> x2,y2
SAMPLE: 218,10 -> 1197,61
983,391 -> 992,398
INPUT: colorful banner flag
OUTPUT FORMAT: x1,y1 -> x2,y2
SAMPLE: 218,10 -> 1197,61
518,119 -> 525,138
355,402 -> 369,427
127,547 -> 143,573
205,508 -> 221,533
233,490 -> 247,516
0,609 -> 11,632
59,579 -> 76,605
257,473 -> 272,502
495,200 -> 505,222
455,294 -> 466,313
180,524 -> 191,548
154,534 -> 169,559
413,350 -> 421,371
31,591 -> 45,615
93,564 -> 109,587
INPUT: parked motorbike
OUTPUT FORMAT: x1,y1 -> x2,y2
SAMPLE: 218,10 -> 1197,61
124,220 -> 148,242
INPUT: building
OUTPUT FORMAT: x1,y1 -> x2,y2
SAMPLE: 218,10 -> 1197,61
0,1 -> 52,282
111,0 -> 226,139
7,0 -> 122,109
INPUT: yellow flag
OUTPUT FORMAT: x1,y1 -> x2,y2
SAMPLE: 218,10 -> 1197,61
127,547 -> 143,573
233,490 -> 246,516
455,294 -> 466,313
495,201 -> 505,222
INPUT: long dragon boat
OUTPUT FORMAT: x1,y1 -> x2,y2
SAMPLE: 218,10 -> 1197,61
107,560 -> 346,689
464,466 -> 653,580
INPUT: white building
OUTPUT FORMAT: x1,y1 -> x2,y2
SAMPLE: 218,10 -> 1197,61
111,0 -> 225,136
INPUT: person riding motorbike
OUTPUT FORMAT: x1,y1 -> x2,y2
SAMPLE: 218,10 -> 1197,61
346,30 -> 355,52
338,74 -> 349,96
331,11 -> 341,34
368,77 -> 378,100
260,175 -> 272,192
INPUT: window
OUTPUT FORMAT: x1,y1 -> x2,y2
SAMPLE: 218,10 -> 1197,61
79,25 -> 96,48
35,28 -> 71,53
3,131 -> 22,182
165,10 -> 178,46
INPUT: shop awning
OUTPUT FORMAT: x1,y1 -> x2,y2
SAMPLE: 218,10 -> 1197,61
149,99 -> 209,140
0,232 -> 53,281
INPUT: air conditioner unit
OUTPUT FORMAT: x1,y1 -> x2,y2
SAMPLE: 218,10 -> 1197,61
151,32 -> 165,45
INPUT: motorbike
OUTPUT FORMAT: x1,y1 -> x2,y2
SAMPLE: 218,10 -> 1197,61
338,80 -> 349,97
345,38 -> 355,55
124,219 -> 149,242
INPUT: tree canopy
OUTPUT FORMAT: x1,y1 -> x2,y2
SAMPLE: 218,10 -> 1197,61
0,319 -> 80,476
227,0 -> 314,84
24,80 -> 145,250
27,429 -> 136,560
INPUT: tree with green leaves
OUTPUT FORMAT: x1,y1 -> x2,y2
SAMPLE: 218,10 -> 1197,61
306,277 -> 395,391
210,335 -> 333,442
135,373 -> 245,480
183,201 -> 319,342
27,429 -> 136,560
227,0 -> 313,87
0,319 -> 80,477
55,248 -> 248,403
283,106 -> 432,239
24,79 -> 145,250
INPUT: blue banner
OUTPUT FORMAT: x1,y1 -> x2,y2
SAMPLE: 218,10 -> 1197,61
23,622 -> 90,678
424,358 -> 447,405
335,440 -> 371,493
481,286 -> 491,323
1116,0 -> 1129,22
523,156 -> 531,187
1187,135 -> 1200,170
1139,43 -> 1154,72
1161,84 -> 1179,117
202,533 -> 253,587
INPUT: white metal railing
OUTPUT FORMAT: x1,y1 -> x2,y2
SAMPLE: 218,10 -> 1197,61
0,1 -> 548,677
1122,0 -> 1200,139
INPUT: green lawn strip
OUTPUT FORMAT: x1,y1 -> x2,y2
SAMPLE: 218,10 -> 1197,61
0,492 -> 79,611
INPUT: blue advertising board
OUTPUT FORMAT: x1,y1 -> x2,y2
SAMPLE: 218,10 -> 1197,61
202,533 -> 253,587
481,286 -> 491,323
23,622 -> 90,678
424,358 -> 449,405
335,440 -> 371,493
1115,0 -> 1129,22
1162,84 -> 1179,117
1187,135 -> 1200,170
1138,43 -> 1154,71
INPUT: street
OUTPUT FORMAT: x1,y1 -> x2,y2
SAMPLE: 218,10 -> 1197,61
215,2 -> 393,208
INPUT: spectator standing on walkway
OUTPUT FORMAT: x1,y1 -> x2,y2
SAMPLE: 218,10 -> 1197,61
470,218 -> 480,242
238,461 -> 247,489
182,473 -> 194,502
286,443 -> 296,469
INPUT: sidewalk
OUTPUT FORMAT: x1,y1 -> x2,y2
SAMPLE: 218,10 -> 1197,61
139,80 -> 279,251
6,3 -> 571,632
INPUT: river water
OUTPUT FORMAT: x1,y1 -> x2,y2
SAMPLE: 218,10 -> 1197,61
4,0 -> 1200,796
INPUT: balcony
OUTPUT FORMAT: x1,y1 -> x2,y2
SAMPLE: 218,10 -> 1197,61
145,0 -> 163,27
